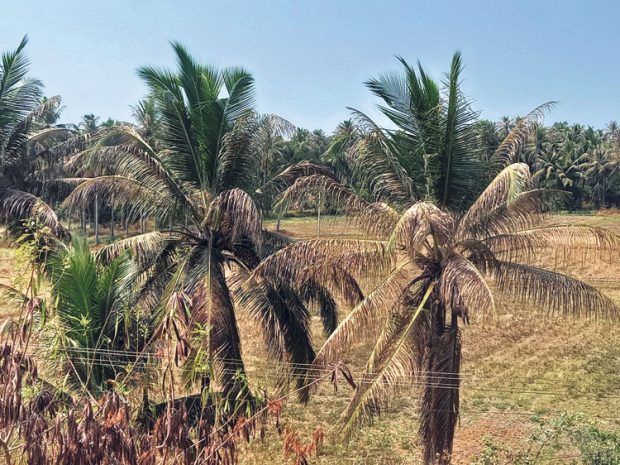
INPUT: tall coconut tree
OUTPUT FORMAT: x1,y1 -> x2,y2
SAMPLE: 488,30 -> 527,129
60,42 -> 342,401
250,163 -> 619,464
348,51 -> 555,211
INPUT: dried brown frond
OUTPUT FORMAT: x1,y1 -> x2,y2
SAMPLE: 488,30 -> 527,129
253,239 -> 392,289
478,259 -> 620,320
482,224 -> 620,264
256,161 -> 336,207
275,174 -> 399,238
312,262 -> 417,369
340,283 -> 434,439
389,202 -> 455,256
493,102 -> 557,166
439,253 -> 495,319
457,163 -> 532,237
0,188 -> 69,239
96,231 -> 176,265
232,269 -> 316,401
467,190 -> 567,243
62,175 -> 172,224
206,188 -> 262,246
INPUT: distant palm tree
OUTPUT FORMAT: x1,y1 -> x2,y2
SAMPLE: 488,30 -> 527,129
255,163 -> 619,465
79,114 -> 100,133
604,120 -> 620,145
0,37 -> 76,238
322,119 -> 361,185
252,113 -> 295,187
578,145 -> 619,208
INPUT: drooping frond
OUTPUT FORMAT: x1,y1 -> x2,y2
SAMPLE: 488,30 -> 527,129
256,161 -> 336,209
482,224 -> 620,264
275,174 -> 399,238
478,259 -> 620,320
493,102 -> 557,166
458,188 -> 566,240
457,163 -> 531,237
69,125 -> 200,222
0,188 -> 69,239
340,282 -> 434,439
0,283 -> 29,304
205,188 -> 262,246
312,261 -> 418,369
438,253 -> 495,318
253,239 -> 392,290
96,231 -> 176,266
62,176 -> 171,224
232,271 -> 315,401
389,201 -> 455,256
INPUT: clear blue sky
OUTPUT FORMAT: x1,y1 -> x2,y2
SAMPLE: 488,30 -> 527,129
2,0 -> 620,131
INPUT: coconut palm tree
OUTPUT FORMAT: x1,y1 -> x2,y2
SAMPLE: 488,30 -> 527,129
322,119 -> 361,186
604,120 -> 620,146
78,114 -> 100,133
348,51 -> 555,211
60,42 -> 340,401
251,163 -> 619,465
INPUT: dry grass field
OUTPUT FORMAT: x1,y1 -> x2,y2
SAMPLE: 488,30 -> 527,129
1,213 -> 619,464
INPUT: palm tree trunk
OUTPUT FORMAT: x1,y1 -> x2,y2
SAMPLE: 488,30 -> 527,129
419,303 -> 461,465
317,192 -> 321,238
110,194 -> 115,241
94,194 -> 99,245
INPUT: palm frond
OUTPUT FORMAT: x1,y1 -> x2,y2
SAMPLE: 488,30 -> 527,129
478,259 -> 620,320
0,188 -> 69,239
388,201 -> 455,256
312,261 -> 417,369
62,175 -> 171,224
275,174 -> 399,238
482,225 -> 620,264
232,271 -> 315,401
493,102 -> 557,166
457,163 -> 532,237
439,253 -> 495,319
256,161 -> 335,209
253,239 -> 392,290
96,231 -> 176,265
340,282 -> 434,439
438,51 -> 481,209
205,188 -> 262,246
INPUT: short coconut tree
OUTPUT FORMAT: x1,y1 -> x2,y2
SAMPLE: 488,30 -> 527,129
250,163 -> 619,464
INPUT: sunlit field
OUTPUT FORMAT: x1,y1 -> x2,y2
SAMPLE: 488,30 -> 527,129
2,213 -> 618,464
